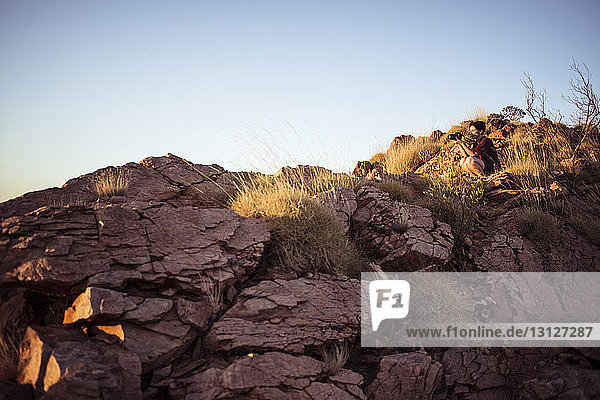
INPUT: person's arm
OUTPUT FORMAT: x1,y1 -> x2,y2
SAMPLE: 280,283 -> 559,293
456,140 -> 475,157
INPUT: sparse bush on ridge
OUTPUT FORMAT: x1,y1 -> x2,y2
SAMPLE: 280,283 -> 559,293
501,105 -> 526,122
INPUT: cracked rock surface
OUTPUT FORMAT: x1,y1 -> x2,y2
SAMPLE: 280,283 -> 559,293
470,208 -> 600,272
164,352 -> 365,400
204,275 -> 360,354
352,186 -> 453,270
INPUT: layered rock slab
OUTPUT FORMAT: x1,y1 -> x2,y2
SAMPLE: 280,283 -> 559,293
164,352 -> 365,400
1,201 -> 270,293
205,276 -> 360,354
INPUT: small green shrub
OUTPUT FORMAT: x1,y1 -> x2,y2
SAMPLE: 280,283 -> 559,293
515,208 -> 559,249
419,168 -> 484,247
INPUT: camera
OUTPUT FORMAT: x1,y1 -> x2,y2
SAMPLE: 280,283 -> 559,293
448,132 -> 463,141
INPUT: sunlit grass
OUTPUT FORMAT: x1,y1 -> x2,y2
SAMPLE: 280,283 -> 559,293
93,167 -> 129,197
384,139 -> 441,174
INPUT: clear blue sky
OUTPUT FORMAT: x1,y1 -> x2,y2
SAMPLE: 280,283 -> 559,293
1,0 -> 599,202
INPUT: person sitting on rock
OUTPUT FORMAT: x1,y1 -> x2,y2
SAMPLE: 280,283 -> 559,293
452,121 -> 499,176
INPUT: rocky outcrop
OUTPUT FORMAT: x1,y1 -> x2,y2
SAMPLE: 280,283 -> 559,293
388,135 -> 415,152
2,152 -> 600,399
352,186 -> 453,270
314,187 -> 358,234
351,161 -> 385,180
432,347 -> 599,400
1,155 -> 273,397
521,366 -> 600,399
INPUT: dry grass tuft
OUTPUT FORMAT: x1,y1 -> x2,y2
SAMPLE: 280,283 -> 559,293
565,186 -> 600,246
198,278 -> 224,315
0,290 -> 30,383
318,341 -> 352,375
369,152 -> 387,166
94,167 -> 130,197
374,180 -> 414,203
464,107 -> 488,122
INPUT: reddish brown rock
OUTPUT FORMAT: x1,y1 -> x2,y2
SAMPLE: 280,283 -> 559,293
205,276 -> 360,354
1,201 -> 270,294
164,352 -> 365,400
18,325 -> 141,400
352,186 -> 453,270
352,161 -> 385,179
470,208 -> 600,272
520,366 -> 600,399
366,352 -> 442,400
387,135 -> 415,152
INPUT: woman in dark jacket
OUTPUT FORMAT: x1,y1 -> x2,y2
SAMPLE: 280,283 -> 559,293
452,121 -> 499,176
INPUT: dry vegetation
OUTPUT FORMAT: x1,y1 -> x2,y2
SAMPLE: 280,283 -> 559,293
0,291 -> 30,383
230,170 -> 367,277
318,341 -> 352,376
385,140 -> 441,174
93,167 -> 130,197
515,207 -> 560,249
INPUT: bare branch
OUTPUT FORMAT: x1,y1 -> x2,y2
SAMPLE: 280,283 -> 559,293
521,72 -> 547,123
562,60 -> 600,160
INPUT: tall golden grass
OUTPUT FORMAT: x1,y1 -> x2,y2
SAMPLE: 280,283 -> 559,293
230,168 -> 366,277
385,139 -> 441,174
93,167 -> 129,197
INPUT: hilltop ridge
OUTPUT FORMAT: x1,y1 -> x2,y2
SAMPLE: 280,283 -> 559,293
1,113 -> 600,399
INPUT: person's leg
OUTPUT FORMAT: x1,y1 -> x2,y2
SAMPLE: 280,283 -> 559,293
465,156 -> 485,176
459,157 -> 468,173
